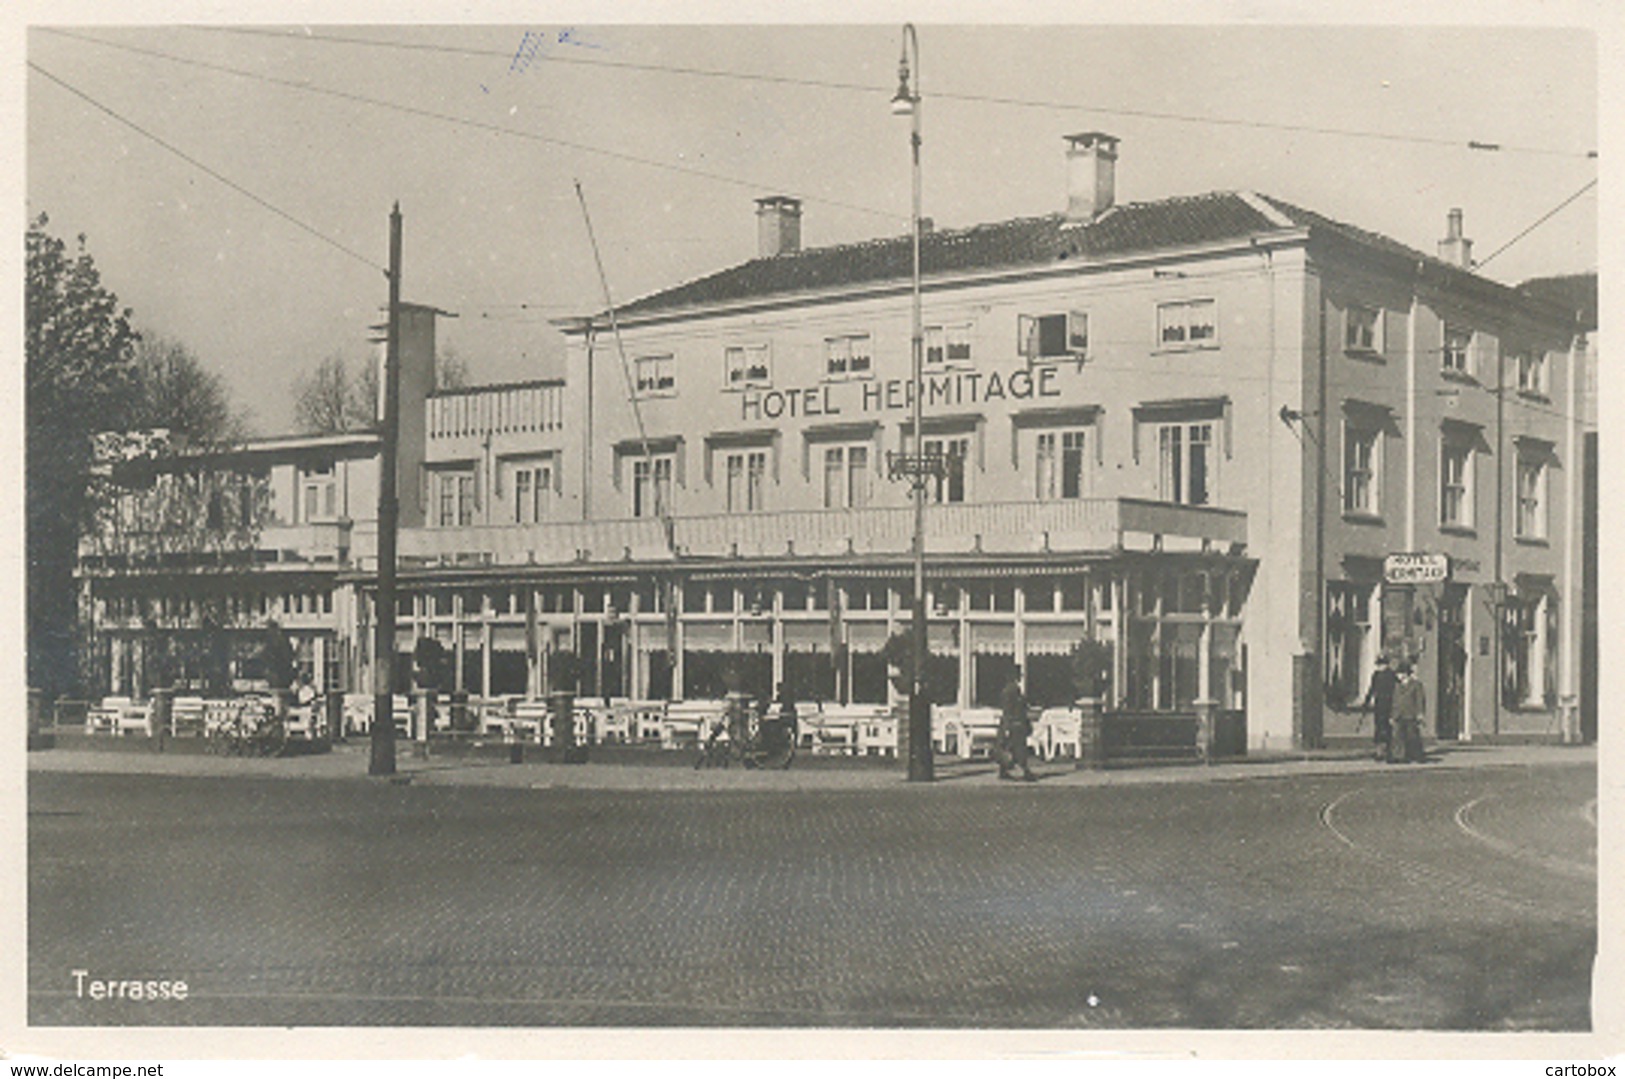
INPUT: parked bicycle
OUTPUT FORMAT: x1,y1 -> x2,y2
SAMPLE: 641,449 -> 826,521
206,694 -> 287,757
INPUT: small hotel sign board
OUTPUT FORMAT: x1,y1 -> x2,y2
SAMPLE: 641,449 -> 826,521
1384,552 -> 1450,585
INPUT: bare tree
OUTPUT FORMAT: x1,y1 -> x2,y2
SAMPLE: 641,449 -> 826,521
293,353 -> 377,434
293,347 -> 475,434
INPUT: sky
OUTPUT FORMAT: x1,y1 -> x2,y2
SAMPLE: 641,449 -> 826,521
23,10 -> 1601,438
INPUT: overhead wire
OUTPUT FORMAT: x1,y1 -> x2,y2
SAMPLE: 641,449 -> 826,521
36,28 -> 906,224
1473,179 -> 1598,270
187,24 -> 1596,161
29,59 -> 385,275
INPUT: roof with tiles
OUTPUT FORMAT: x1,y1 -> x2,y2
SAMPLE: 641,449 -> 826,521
613,191 -> 1288,319
603,188 -> 1565,325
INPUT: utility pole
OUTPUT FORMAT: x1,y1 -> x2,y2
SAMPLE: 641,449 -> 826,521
370,203 -> 402,776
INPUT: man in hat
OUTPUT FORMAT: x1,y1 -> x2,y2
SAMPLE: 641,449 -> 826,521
998,666 -> 1038,782
1390,660 -> 1427,764
1362,655 -> 1399,762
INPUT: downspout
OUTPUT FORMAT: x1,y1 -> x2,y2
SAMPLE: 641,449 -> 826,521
1311,258 -> 1328,750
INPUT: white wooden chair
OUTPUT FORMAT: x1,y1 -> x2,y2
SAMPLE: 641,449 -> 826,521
170,696 -> 207,738
85,696 -> 131,735
1036,707 -> 1082,761
852,709 -> 899,757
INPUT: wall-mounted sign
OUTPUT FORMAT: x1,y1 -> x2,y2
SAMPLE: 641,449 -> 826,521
1384,552 -> 1450,585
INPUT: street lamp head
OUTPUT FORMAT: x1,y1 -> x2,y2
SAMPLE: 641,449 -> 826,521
891,71 -> 915,115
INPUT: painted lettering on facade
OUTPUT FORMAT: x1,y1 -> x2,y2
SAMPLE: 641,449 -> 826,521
740,365 -> 1063,422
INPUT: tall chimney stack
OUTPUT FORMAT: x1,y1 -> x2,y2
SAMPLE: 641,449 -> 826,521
755,196 -> 803,257
1064,132 -> 1119,222
1437,207 -> 1473,268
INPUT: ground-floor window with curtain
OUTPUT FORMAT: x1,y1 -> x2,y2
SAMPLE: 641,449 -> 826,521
1502,586 -> 1558,709
1324,580 -> 1376,709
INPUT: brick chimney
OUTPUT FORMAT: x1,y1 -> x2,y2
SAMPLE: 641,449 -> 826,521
1438,207 -> 1473,268
1065,132 -> 1118,222
755,196 -> 802,257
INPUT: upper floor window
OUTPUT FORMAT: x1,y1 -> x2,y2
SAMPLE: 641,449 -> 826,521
1344,305 -> 1381,354
435,470 -> 476,528
1442,325 -> 1473,376
631,454 -> 674,518
824,334 -> 872,379
1157,421 -> 1215,506
1516,350 -> 1548,396
724,449 -> 768,513
1035,429 -> 1090,500
1440,436 -> 1474,530
1156,299 -> 1218,349
634,354 -> 675,397
724,344 -> 771,389
822,444 -> 871,509
925,323 -> 974,368
1018,311 -> 1087,362
512,460 -> 554,525
1516,454 -> 1548,540
300,462 -> 337,523
1342,424 -> 1381,517
922,435 -> 970,504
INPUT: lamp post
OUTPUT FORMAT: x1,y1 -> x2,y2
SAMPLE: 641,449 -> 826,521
889,24 -> 934,782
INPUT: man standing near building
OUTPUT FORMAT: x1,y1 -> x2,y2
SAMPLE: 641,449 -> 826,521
998,666 -> 1037,782
1362,655 -> 1398,763
1391,660 -> 1427,764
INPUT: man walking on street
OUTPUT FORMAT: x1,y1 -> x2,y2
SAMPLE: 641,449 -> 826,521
998,666 -> 1037,782
1363,655 -> 1399,762
1391,660 -> 1427,764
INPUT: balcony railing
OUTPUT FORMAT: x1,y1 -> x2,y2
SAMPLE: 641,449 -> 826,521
396,498 -> 1245,568
427,381 -> 565,442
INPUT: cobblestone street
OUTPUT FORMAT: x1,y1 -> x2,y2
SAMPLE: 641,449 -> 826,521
28,752 -> 1596,1029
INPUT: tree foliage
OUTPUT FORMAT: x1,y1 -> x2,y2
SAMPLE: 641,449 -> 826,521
127,334 -> 249,445
26,213 -> 140,694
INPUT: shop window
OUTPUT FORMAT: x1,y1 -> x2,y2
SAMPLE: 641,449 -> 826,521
1325,581 -> 1377,709
1502,588 -> 1558,708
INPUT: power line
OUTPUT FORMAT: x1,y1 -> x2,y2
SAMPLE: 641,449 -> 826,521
38,28 -> 905,224
188,24 -> 1596,161
29,60 -> 386,275
1474,179 -> 1598,270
